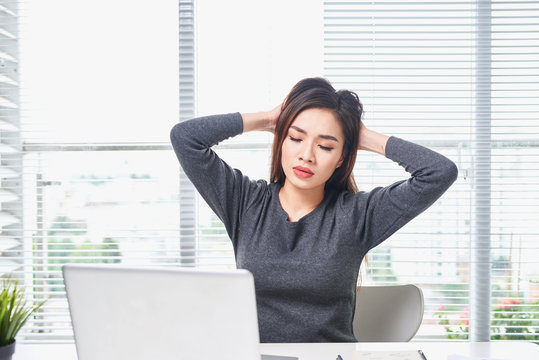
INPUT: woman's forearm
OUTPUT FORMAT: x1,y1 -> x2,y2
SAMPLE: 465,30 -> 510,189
241,112 -> 273,133
358,126 -> 390,156
242,105 -> 281,133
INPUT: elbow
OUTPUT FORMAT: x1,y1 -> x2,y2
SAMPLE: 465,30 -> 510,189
426,158 -> 458,194
419,160 -> 458,204
170,121 -> 202,167
432,159 -> 458,196
445,160 -> 459,185
170,122 -> 184,144
170,122 -> 192,153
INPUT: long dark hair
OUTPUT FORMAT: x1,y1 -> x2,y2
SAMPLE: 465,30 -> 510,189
270,77 -> 363,193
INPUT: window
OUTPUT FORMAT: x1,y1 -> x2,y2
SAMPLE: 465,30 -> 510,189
6,0 -> 183,342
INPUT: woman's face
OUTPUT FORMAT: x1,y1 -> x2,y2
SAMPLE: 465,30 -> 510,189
280,107 -> 345,193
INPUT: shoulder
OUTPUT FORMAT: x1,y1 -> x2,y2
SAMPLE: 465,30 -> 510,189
333,187 -> 368,207
239,176 -> 273,210
332,186 -> 390,215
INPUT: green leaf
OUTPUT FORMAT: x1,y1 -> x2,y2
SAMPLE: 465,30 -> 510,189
0,279 -> 47,346
9,308 -> 32,340
11,300 -> 45,338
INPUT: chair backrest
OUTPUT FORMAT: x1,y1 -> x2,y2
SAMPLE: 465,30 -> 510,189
352,284 -> 424,342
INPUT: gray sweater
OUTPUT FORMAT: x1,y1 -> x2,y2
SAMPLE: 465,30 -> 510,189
170,112 -> 458,343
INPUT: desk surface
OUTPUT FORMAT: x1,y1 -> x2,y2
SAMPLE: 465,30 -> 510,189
15,341 -> 538,360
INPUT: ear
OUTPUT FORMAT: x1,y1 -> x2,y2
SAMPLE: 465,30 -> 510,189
336,154 -> 344,169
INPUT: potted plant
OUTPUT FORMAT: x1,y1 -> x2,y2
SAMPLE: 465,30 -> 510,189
0,280 -> 46,360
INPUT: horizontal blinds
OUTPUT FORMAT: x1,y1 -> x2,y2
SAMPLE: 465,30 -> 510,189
0,0 -> 22,284
178,0 -> 199,269
324,0 -> 538,341
488,0 -> 538,342
3,0 -> 197,344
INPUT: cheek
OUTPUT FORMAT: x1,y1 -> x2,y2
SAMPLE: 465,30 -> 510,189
326,149 -> 344,167
280,146 -> 292,172
316,156 -> 339,178
280,144 -> 289,163
281,141 -> 295,161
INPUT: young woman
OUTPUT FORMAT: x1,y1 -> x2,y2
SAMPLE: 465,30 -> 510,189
170,77 -> 458,343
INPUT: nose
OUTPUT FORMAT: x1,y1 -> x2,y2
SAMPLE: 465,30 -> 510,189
298,142 -> 315,163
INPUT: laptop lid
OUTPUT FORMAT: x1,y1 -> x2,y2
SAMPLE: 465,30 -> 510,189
63,264 -> 261,360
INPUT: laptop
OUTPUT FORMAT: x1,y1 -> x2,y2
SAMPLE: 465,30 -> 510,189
63,264 -> 272,360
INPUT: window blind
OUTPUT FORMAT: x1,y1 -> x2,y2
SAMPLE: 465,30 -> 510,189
324,0 -> 538,341
178,0 -> 197,268
6,0 -> 185,343
0,0 -> 22,282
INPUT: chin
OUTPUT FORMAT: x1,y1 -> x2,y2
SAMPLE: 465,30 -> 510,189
287,178 -> 324,191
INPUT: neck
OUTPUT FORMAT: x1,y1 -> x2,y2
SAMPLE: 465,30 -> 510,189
279,180 -> 325,214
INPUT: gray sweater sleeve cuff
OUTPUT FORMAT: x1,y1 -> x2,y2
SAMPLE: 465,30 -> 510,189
230,112 -> 244,136
198,112 -> 243,147
384,136 -> 405,162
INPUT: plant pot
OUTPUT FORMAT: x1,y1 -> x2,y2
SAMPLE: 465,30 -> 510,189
0,341 -> 15,360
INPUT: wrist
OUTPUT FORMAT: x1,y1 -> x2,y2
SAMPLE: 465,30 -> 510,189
358,128 -> 389,156
241,112 -> 271,133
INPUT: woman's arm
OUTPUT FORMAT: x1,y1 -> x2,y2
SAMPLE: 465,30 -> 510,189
170,113 -> 266,245
241,104 -> 282,133
347,134 -> 458,250
357,122 -> 390,156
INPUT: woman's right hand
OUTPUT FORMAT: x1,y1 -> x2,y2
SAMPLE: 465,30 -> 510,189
265,103 -> 282,133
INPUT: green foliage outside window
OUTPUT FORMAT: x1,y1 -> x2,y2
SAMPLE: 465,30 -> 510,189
435,294 -> 538,341
33,216 -> 122,294
491,297 -> 539,342
434,305 -> 469,340
367,247 -> 398,283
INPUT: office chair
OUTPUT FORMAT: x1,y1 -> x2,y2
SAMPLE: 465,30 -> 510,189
352,284 -> 424,342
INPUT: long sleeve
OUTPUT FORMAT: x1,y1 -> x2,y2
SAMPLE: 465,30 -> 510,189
170,113 -> 266,248
345,136 -> 458,250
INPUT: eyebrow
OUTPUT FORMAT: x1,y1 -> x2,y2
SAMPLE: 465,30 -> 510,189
289,125 -> 340,143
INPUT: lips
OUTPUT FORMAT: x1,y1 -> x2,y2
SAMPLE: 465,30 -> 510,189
293,166 -> 314,179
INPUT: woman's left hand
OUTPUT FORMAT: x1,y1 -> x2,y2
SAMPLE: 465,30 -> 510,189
357,122 -> 389,156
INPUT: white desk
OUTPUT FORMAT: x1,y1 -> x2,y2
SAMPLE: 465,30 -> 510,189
15,342 -> 538,360
262,342 -> 538,360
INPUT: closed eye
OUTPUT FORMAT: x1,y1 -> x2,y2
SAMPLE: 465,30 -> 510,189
289,136 -> 301,142
289,136 -> 333,151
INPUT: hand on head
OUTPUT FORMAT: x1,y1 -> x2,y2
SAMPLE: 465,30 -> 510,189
266,104 -> 282,133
